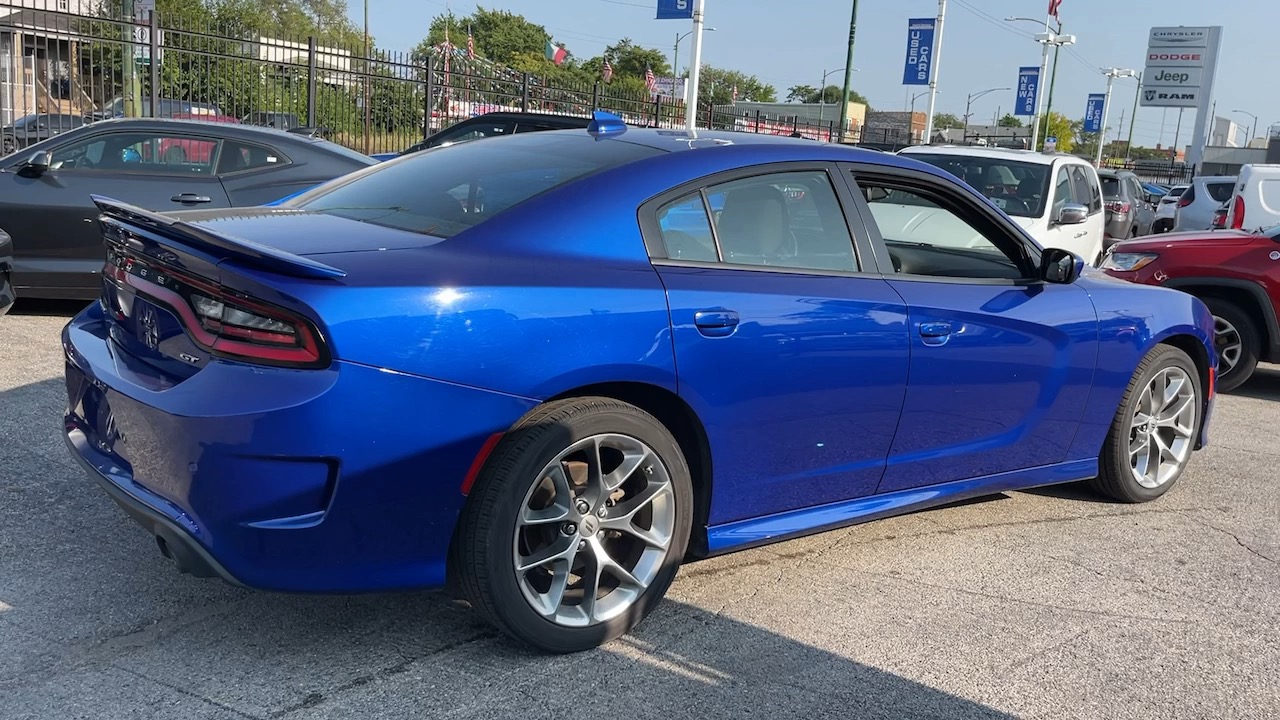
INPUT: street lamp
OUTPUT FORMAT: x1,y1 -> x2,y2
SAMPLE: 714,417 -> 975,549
1232,109 -> 1258,146
1007,16 -> 1074,151
816,67 -> 857,125
964,87 -> 1008,141
1096,68 -> 1136,166
673,27 -> 715,78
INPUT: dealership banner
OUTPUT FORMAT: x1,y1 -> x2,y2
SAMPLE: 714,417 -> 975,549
901,18 -> 936,86
656,0 -> 693,19
1015,66 -> 1040,116
1083,94 -> 1106,133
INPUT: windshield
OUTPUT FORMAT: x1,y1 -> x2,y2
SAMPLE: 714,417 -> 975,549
899,153 -> 1050,218
293,132 -> 662,237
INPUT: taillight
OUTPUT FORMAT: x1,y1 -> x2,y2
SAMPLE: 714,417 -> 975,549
1212,212 -> 1227,229
1178,194 -> 1192,208
1106,200 -> 1131,214
1231,195 -> 1245,230
104,249 -> 328,368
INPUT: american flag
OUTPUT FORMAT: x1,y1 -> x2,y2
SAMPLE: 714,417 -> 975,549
602,57 -> 614,84
732,85 -> 738,102
467,27 -> 475,59
644,65 -> 657,95
1048,0 -> 1062,18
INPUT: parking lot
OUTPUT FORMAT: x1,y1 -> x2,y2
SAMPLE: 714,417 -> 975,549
2,303 -> 1278,720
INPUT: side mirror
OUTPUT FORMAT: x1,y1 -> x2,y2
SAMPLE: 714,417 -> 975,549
1041,248 -> 1081,284
20,150 -> 51,176
1054,203 -> 1089,226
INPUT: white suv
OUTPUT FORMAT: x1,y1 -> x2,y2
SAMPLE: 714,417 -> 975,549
898,145 -> 1107,264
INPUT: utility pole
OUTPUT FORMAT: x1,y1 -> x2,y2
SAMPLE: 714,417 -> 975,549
122,0 -> 141,117
921,0 -> 946,144
363,0 -> 371,154
1124,71 -> 1141,161
1172,108 -> 1184,162
684,0 -> 707,131
837,0 -> 859,143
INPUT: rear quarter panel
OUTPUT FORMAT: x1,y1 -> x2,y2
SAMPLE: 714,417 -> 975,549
1066,270 -> 1215,459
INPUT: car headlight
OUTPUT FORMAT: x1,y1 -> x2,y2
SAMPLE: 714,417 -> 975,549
1101,252 -> 1158,272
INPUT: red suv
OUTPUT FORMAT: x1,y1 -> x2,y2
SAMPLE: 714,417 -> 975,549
1102,224 -> 1280,391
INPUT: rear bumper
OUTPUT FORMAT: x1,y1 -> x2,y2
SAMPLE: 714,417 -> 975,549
63,302 -> 537,593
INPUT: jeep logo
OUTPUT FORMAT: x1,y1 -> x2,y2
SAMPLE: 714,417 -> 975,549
1153,70 -> 1191,83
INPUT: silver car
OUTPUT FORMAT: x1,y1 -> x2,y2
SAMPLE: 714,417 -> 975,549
1173,176 -> 1236,231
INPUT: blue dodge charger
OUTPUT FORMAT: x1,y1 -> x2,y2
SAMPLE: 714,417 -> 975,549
63,115 -> 1216,653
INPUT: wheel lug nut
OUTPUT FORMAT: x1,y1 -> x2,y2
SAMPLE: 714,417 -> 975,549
597,507 -> 607,518
597,530 -> 605,538
574,499 -> 590,515
562,522 -> 577,536
578,540 -> 586,550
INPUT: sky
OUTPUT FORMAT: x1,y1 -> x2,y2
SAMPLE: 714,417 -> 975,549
348,0 -> 1280,148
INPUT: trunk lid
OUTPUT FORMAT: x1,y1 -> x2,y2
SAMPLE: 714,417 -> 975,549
168,206 -> 447,257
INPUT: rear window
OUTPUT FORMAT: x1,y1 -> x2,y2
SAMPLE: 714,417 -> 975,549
1100,176 -> 1120,198
296,133 -> 661,237
1206,181 -> 1235,203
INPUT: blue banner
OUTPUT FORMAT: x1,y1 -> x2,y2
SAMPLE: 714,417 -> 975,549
901,18 -> 936,86
1083,93 -> 1106,133
656,0 -> 693,19
1015,66 -> 1041,116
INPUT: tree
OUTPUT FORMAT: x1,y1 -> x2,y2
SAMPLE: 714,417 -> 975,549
420,7 -> 551,67
998,114 -> 1023,128
692,65 -> 774,105
786,84 -> 868,107
1033,112 -> 1075,153
932,112 -> 964,130
600,38 -> 669,79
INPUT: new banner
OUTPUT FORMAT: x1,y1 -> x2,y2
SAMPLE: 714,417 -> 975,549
656,0 -> 693,19
902,18 -> 936,86
1015,66 -> 1040,116
1083,93 -> 1106,133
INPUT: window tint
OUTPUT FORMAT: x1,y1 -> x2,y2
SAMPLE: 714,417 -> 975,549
216,140 -> 287,174
51,132 -> 218,174
1069,166 -> 1101,213
1206,181 -> 1235,203
1100,175 -> 1120,198
899,153 -> 1049,218
1052,168 -> 1077,216
860,180 -> 1026,280
656,193 -> 717,262
705,171 -> 857,272
429,121 -> 511,147
298,132 -> 661,238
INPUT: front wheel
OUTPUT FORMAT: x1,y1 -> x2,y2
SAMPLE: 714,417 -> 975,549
1092,345 -> 1201,503
1203,297 -> 1259,393
452,398 -> 693,653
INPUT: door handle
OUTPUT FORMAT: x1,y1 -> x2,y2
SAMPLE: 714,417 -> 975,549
170,193 -> 212,204
694,309 -> 740,338
918,321 -> 952,346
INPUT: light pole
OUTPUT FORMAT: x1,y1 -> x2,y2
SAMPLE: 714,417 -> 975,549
1007,15 -> 1069,147
921,0 -> 947,144
673,27 -> 716,78
964,87 -> 1008,142
684,0 -> 707,132
1124,71 -> 1142,161
816,67 -> 840,126
837,0 -> 860,143
1096,68 -> 1136,166
1232,109 -> 1258,146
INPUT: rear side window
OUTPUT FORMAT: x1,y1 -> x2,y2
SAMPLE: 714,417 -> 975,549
1260,179 -> 1280,215
216,141 -> 288,174
1206,181 -> 1235,203
657,194 -> 718,262
298,133 -> 661,238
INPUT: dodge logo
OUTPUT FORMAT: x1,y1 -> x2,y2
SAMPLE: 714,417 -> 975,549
139,306 -> 160,351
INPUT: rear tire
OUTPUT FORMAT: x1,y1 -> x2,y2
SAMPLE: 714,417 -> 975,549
453,397 -> 693,653
1092,345 -> 1201,503
1,135 -> 14,155
1203,297 -> 1260,393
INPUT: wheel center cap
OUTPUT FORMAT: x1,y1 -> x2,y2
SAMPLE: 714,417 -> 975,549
580,516 -> 599,536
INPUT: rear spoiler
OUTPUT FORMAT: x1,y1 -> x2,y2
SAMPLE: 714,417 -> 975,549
91,195 -> 346,280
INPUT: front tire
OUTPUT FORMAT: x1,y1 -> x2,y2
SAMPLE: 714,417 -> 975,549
453,397 -> 693,653
1203,297 -> 1259,393
1092,345 -> 1201,503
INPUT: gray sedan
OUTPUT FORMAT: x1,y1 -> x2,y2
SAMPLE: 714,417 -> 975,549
0,118 -> 376,300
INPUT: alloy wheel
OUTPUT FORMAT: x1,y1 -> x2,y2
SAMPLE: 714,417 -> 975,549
513,433 -> 675,628
1128,367 -> 1197,489
1214,315 -> 1242,377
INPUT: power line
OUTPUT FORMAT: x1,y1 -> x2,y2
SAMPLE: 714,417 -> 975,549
950,0 -> 1035,40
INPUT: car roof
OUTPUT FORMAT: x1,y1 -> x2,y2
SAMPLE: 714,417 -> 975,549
897,144 -> 1079,166
471,112 -> 592,125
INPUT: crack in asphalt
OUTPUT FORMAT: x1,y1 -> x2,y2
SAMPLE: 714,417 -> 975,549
112,664 -> 263,720
266,629 -> 499,719
1178,511 -> 1279,566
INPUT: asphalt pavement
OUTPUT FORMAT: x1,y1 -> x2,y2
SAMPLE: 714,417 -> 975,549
2,301 -> 1278,719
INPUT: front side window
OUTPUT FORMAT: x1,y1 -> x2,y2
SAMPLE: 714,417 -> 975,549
858,179 -> 1028,280
1051,167 -> 1078,216
50,132 -> 219,174
900,153 -> 1050,218
1070,166 -> 1103,213
706,171 -> 857,272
